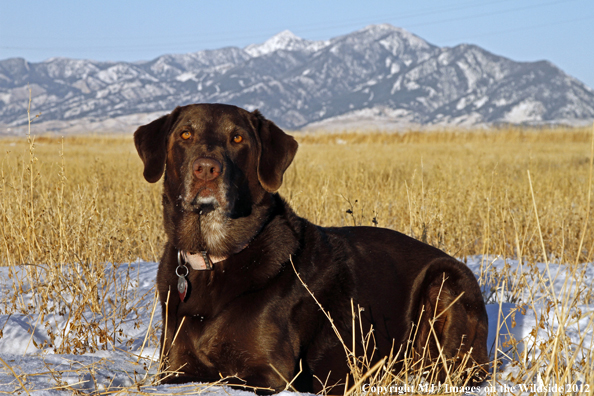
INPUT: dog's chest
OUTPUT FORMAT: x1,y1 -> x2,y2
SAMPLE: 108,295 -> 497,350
171,274 -> 298,370
174,271 -> 235,318
173,262 -> 288,318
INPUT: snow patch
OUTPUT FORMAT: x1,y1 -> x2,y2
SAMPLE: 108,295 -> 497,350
504,100 -> 545,123
0,257 -> 592,394
474,96 -> 489,109
176,72 -> 196,82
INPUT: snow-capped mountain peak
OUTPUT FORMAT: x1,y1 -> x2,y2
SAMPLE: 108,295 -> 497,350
244,30 -> 328,57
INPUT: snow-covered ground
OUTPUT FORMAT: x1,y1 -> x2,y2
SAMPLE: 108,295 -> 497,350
0,257 -> 592,395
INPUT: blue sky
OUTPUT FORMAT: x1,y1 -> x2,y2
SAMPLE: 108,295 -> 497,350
1,0 -> 593,88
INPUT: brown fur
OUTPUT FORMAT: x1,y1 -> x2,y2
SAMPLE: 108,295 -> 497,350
134,103 -> 489,393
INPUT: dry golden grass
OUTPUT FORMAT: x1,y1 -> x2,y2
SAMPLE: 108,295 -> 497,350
1,128 -> 590,267
286,128 -> 592,264
0,125 -> 593,394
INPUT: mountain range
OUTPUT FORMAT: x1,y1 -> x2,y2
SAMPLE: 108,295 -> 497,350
1,23 -> 593,134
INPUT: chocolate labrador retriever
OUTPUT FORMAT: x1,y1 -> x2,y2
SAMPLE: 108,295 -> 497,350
134,103 -> 489,393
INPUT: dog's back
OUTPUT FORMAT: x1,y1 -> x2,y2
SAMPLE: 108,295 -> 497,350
289,223 -> 489,390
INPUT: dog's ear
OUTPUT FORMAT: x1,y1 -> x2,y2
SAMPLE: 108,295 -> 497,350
252,110 -> 298,192
134,108 -> 181,183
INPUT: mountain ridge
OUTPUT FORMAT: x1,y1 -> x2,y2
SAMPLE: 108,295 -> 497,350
1,24 -> 593,134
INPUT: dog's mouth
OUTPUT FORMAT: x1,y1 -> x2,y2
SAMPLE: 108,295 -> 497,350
185,183 -> 226,214
191,196 -> 218,215
195,185 -> 217,200
180,164 -> 251,220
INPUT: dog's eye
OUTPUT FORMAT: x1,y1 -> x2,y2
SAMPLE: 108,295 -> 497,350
232,134 -> 243,144
181,131 -> 192,140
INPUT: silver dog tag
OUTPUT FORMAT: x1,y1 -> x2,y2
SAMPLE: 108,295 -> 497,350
177,275 -> 188,302
176,252 -> 190,302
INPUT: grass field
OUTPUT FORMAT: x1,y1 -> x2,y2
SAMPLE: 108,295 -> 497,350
0,126 -> 593,394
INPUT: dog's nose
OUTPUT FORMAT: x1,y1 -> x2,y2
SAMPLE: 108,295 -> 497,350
193,158 -> 222,181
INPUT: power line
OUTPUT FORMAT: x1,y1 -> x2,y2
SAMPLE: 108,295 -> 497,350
290,0 -> 573,38
0,0 -> 583,54
442,13 -> 594,44
0,0 -> 517,42
399,0 -> 575,30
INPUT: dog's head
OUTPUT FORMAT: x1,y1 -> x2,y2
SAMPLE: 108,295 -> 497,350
134,104 -> 298,256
